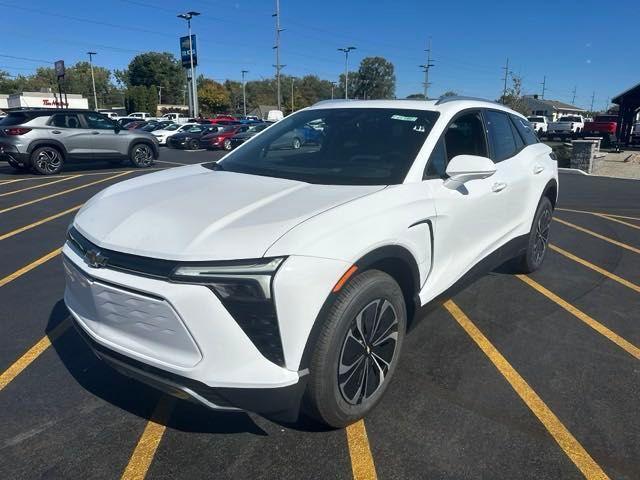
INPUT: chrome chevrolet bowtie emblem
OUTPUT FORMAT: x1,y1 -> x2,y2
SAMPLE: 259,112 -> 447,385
84,249 -> 108,268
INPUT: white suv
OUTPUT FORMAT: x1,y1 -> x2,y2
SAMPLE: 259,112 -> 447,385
63,98 -> 558,427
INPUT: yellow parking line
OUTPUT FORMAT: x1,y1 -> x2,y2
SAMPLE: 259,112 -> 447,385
346,420 -> 378,480
443,300 -> 610,480
0,179 -> 24,186
598,214 -> 640,231
0,318 -> 71,391
553,218 -> 640,254
0,205 -> 82,242
0,175 -> 80,198
0,171 -> 129,215
121,396 -> 175,480
0,247 -> 62,288
557,208 -> 640,222
516,275 -> 640,360
549,244 -> 640,294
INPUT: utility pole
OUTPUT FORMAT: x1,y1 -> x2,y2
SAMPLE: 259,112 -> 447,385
540,75 -> 547,100
590,91 -> 595,112
338,46 -> 356,99
331,82 -> 336,99
87,51 -> 98,110
419,38 -> 434,99
272,0 -> 285,111
571,85 -> 576,105
158,85 -> 163,105
178,11 -> 201,118
291,78 -> 294,112
241,69 -> 248,117
501,57 -> 509,103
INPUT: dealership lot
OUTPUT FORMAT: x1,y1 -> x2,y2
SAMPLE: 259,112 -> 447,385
0,151 -> 638,479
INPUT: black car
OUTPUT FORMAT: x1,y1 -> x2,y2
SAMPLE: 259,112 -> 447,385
228,123 -> 270,149
139,121 -> 173,132
167,125 -> 221,150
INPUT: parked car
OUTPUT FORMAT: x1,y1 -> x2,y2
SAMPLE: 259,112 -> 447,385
129,112 -> 154,120
118,117 -> 145,127
139,121 -> 174,132
267,109 -> 284,122
0,109 -> 159,174
631,122 -> 640,145
527,116 -> 548,136
63,98 -> 557,427
228,123 -> 270,149
547,115 -> 585,138
166,124 -> 221,149
151,122 -> 200,145
160,112 -> 190,124
125,120 -> 148,130
200,124 -> 261,150
270,124 -> 323,150
98,110 -> 120,120
583,115 -> 618,142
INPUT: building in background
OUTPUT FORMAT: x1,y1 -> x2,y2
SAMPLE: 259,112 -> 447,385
522,95 -> 586,121
1,91 -> 89,110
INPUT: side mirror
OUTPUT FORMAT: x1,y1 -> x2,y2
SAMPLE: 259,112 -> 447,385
444,154 -> 496,189
114,123 -> 121,133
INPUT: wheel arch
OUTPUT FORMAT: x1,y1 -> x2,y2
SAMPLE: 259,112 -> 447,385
298,244 -> 421,371
542,178 -> 558,209
27,140 -> 67,157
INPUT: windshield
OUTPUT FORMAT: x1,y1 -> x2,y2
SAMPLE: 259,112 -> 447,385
528,117 -> 545,122
217,108 -> 439,185
164,124 -> 180,131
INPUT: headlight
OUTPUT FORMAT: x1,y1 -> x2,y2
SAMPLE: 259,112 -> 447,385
172,257 -> 287,365
171,257 -> 284,300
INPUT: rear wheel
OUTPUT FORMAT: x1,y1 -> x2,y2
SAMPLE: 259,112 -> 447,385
188,139 -> 200,150
129,143 -> 154,168
223,138 -> 233,150
304,270 -> 406,428
30,146 -> 64,175
512,196 -> 553,273
292,137 -> 302,149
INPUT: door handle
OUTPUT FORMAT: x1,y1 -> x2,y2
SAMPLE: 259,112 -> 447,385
91,131 -> 100,135
533,164 -> 545,174
51,130 -> 62,134
491,182 -> 507,193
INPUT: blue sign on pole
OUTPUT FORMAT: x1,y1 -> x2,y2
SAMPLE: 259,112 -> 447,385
180,35 -> 197,68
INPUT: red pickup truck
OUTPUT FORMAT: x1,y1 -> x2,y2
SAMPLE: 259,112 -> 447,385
583,115 -> 618,139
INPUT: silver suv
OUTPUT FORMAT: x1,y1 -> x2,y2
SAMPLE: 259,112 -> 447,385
0,109 -> 159,174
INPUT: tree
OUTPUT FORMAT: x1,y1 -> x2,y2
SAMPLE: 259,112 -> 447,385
121,52 -> 185,105
497,74 -> 528,115
441,90 -> 458,97
198,79 -> 230,115
224,80 -> 243,114
124,85 -> 157,114
406,93 -> 425,99
336,71 -> 358,100
352,57 -> 395,99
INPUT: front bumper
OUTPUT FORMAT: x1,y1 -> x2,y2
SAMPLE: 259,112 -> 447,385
62,241 -> 349,415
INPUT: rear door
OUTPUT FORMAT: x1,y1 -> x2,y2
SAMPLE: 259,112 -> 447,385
47,113 -> 93,157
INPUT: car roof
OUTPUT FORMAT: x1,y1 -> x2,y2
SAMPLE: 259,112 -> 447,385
308,97 -> 525,118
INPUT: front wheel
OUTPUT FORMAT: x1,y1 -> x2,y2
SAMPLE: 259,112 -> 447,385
304,269 -> 406,428
129,143 -> 155,168
512,196 -> 553,273
223,139 -> 233,150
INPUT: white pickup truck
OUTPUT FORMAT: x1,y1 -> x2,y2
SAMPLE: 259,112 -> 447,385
527,116 -> 548,135
547,115 -> 585,138
159,112 -> 191,124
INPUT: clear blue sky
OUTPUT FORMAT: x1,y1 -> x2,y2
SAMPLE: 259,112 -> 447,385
1,0 -> 637,110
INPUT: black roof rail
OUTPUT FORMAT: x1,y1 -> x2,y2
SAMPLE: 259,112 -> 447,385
435,96 -> 499,105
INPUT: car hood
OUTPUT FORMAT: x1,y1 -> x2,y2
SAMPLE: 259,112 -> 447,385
73,164 -> 384,261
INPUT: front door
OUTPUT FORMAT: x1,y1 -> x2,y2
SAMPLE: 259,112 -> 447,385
80,112 -> 122,159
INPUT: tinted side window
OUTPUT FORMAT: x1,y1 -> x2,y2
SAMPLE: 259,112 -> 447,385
424,138 -> 447,178
485,110 -> 517,162
84,112 -> 115,130
512,121 -> 525,150
0,113 -> 30,126
511,114 -> 539,145
444,111 -> 487,161
49,114 -> 81,129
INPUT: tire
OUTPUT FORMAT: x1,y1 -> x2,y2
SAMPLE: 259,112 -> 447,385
512,196 -> 553,273
188,139 -> 200,150
129,143 -> 155,168
223,139 -> 233,150
292,137 -> 302,149
30,146 -> 64,175
304,269 -> 406,428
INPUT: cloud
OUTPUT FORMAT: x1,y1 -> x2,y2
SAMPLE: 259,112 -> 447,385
586,59 -> 592,64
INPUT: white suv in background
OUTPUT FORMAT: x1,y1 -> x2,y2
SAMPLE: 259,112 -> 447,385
64,98 -> 558,427
151,122 -> 199,145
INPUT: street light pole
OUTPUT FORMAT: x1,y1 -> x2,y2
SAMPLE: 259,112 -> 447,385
178,11 -> 200,118
241,69 -> 248,117
331,82 -> 336,99
87,51 -> 98,110
338,47 -> 356,99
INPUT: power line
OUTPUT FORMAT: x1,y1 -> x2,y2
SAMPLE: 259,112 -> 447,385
540,75 -> 547,99
419,38 -> 434,99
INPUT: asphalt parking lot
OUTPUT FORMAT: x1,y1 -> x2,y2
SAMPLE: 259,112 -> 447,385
0,150 -> 638,480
